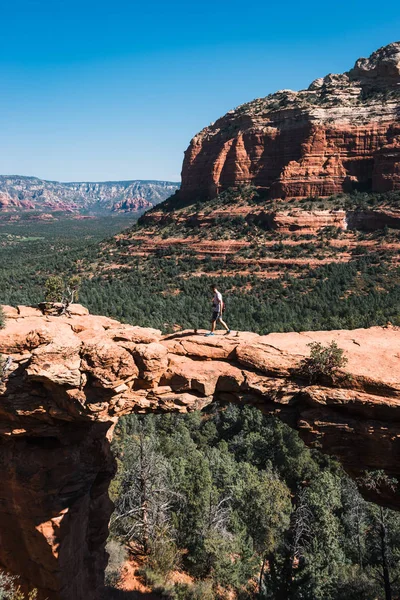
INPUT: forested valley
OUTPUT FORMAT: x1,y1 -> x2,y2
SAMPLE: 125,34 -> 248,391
106,407 -> 400,600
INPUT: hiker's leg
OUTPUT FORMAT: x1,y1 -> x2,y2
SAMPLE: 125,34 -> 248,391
210,310 -> 220,332
206,311 -> 219,335
218,316 -> 229,331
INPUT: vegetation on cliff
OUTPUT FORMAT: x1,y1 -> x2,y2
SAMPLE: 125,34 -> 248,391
299,340 -> 348,383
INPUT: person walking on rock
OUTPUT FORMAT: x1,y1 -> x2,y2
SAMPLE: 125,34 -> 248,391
205,284 -> 231,336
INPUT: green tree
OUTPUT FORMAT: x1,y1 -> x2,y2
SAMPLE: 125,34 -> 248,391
263,471 -> 346,600
44,275 -> 82,314
364,505 -> 400,600
234,463 -> 291,594
109,407 -> 400,600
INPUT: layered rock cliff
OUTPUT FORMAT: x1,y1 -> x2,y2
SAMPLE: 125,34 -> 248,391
180,42 -> 400,202
0,306 -> 399,599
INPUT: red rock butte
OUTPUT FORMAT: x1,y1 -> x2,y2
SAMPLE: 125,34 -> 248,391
0,304 -> 399,599
180,42 -> 400,202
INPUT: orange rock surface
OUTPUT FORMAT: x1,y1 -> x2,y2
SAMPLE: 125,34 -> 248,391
0,305 -> 399,599
180,43 -> 400,202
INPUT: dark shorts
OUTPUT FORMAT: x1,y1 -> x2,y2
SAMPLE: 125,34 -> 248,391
212,311 -> 221,322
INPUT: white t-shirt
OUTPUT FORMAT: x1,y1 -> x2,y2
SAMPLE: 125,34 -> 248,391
213,290 -> 223,311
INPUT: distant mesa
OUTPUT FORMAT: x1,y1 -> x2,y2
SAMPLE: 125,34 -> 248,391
0,176 -> 180,215
179,42 -> 400,203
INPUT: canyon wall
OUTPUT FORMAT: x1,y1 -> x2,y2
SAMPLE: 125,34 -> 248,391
0,305 -> 399,599
180,42 -> 400,202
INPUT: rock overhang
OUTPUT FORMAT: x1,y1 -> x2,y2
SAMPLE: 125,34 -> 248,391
1,302 -> 399,449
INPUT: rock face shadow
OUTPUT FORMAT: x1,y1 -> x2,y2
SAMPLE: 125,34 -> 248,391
0,420 -> 116,600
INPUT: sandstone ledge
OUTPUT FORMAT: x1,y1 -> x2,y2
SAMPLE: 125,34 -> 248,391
0,305 -> 398,427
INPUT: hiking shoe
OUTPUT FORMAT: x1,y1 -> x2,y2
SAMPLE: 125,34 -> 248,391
225,329 -> 231,335
205,332 -> 214,337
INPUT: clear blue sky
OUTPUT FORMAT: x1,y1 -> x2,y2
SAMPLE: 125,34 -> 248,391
0,0 -> 399,183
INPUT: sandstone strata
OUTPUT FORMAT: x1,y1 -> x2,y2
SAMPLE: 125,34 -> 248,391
0,305 -> 399,599
125,202 -> 400,280
180,42 -> 400,202
140,205 -> 400,233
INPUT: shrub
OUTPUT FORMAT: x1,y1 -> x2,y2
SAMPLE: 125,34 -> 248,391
104,540 -> 127,588
171,581 -> 214,600
44,275 -> 81,305
299,341 -> 348,383
147,536 -> 181,578
142,576 -> 214,600
0,306 -> 4,329
0,571 -> 38,600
